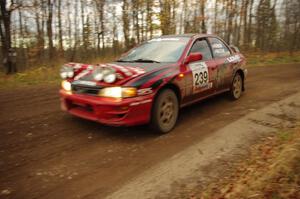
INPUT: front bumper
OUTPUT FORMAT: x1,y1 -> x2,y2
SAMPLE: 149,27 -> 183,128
60,90 -> 154,126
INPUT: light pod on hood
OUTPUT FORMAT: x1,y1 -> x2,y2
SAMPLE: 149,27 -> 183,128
93,66 -> 117,83
104,73 -> 117,83
60,65 -> 74,79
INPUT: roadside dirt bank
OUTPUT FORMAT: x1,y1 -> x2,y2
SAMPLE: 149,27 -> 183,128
179,125 -> 300,199
107,92 -> 300,199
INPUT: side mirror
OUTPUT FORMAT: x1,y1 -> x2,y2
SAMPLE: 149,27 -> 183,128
185,53 -> 203,64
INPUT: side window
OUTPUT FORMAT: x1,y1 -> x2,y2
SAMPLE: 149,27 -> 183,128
209,37 -> 231,58
189,39 -> 212,61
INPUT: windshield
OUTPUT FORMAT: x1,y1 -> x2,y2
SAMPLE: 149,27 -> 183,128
118,37 -> 190,63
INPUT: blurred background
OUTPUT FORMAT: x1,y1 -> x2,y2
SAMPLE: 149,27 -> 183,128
0,0 -> 299,81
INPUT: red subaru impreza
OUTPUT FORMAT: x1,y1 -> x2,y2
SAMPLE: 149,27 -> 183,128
60,34 -> 247,133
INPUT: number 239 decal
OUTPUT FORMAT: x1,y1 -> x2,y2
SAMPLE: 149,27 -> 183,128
189,62 -> 211,92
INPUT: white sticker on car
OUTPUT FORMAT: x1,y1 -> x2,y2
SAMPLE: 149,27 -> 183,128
189,62 -> 210,92
138,88 -> 153,96
74,69 -> 90,80
227,55 -> 241,63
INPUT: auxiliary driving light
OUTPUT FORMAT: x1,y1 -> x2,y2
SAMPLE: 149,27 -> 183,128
60,65 -> 74,79
103,73 -> 117,83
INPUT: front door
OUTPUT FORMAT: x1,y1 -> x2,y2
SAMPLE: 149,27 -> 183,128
184,38 -> 218,102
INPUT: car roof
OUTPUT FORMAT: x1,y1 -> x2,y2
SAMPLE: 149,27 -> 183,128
159,33 -> 216,39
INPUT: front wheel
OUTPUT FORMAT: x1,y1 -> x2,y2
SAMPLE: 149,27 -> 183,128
229,73 -> 243,100
151,89 -> 179,134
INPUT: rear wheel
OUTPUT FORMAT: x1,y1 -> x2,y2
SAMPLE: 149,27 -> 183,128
229,73 -> 243,100
151,89 -> 179,134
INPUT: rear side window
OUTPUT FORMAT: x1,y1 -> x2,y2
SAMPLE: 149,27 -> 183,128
209,37 -> 231,58
189,39 -> 212,61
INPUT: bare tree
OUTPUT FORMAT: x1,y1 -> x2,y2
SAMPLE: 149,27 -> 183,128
284,0 -> 300,53
122,0 -> 131,50
146,1 -> 154,39
0,0 -> 20,73
94,0 -> 105,51
47,0 -> 54,60
159,0 -> 177,35
200,0 -> 207,33
57,0 -> 63,53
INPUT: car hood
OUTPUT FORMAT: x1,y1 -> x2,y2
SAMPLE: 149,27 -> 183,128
65,62 -> 175,87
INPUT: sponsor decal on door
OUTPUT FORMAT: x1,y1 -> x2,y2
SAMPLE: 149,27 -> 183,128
189,62 -> 212,93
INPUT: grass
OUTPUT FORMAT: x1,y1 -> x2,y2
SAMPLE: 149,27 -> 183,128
277,130 -> 293,141
0,56 -> 117,89
0,65 -> 62,89
192,125 -> 300,199
246,51 -> 300,67
0,51 -> 299,89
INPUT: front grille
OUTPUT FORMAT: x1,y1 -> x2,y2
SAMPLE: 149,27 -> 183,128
72,84 -> 102,95
72,102 -> 93,112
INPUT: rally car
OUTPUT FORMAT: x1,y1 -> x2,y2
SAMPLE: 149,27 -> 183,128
60,34 -> 247,133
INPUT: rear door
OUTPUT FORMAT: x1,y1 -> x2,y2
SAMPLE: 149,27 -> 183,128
184,38 -> 217,101
207,37 -> 233,91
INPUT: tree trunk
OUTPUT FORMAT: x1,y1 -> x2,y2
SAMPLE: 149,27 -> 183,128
0,0 -> 16,74
200,0 -> 207,33
242,0 -> 249,48
214,0 -> 218,33
94,0 -> 105,51
159,0 -> 173,35
146,1 -> 154,39
122,0 -> 130,50
80,0 -> 85,51
71,0 -> 79,61
47,0 -> 54,60
57,0 -> 64,54
226,0 -> 234,44
99,0 -> 105,51
67,1 -> 72,52
247,0 -> 254,48
132,0 -> 140,43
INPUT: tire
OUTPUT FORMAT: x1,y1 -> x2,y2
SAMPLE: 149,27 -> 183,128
229,73 -> 243,100
151,89 -> 179,134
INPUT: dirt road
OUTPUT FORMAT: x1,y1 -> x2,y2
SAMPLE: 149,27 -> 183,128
0,64 -> 300,199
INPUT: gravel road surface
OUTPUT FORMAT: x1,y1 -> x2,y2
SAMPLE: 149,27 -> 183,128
0,63 -> 299,199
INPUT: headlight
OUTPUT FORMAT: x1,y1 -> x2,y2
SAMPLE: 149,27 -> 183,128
98,87 -> 137,98
61,80 -> 72,91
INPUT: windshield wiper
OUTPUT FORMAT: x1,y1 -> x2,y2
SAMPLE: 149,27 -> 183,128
116,59 -> 130,62
116,58 -> 160,63
131,58 -> 160,63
